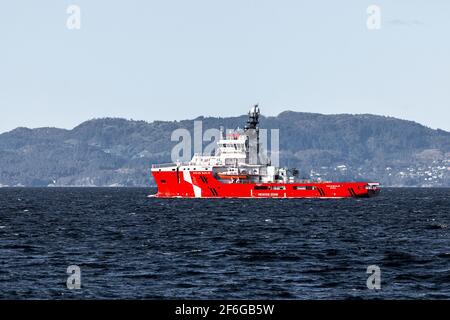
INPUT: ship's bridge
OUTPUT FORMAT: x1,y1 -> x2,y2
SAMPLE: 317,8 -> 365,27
187,132 -> 248,168
216,133 -> 247,165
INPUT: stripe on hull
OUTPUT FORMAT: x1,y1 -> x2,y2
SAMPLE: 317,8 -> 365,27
183,170 -> 202,198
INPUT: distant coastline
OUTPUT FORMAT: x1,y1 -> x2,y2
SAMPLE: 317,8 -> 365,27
0,111 -> 449,188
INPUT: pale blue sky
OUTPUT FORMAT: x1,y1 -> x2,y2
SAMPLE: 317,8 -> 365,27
1,0 -> 449,133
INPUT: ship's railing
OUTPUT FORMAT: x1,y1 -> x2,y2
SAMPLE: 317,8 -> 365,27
217,178 -> 331,184
151,163 -> 178,168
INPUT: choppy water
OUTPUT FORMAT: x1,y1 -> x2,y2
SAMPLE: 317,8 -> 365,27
0,187 -> 449,299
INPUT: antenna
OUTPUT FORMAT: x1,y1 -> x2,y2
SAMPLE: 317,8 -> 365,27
244,104 -> 260,131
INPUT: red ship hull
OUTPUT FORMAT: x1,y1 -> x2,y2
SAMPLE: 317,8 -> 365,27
152,170 -> 380,198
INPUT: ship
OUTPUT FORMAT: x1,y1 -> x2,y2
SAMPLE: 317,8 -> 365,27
151,105 -> 380,198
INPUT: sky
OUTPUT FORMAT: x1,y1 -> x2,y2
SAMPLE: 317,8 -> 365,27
0,0 -> 449,133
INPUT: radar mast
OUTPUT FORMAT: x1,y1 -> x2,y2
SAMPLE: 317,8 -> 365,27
244,104 -> 261,165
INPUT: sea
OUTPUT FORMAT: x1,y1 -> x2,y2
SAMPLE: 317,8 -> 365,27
0,187 -> 449,299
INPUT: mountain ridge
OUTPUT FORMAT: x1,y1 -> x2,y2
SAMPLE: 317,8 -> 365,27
0,111 -> 449,187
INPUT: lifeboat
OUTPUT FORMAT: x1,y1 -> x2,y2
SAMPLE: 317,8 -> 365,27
217,173 -> 249,180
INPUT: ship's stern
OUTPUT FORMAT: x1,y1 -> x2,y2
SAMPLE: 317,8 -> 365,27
363,182 -> 381,197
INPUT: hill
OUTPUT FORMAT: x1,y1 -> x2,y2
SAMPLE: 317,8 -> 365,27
0,112 -> 449,187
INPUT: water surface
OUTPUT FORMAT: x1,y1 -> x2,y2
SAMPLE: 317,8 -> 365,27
0,187 -> 449,299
